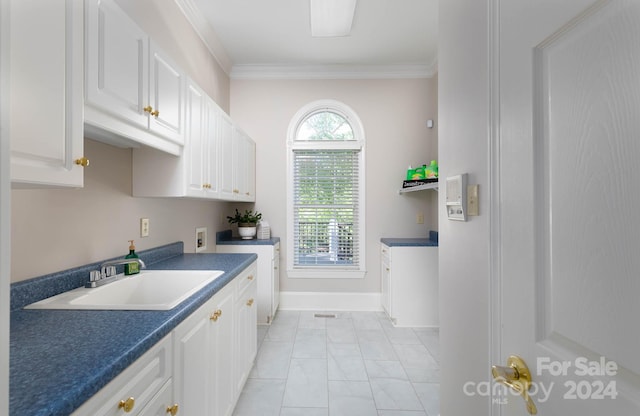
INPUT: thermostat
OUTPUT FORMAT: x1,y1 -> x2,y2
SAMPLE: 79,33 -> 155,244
446,174 -> 468,221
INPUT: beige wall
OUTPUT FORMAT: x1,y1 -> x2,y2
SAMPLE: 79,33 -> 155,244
116,0 -> 230,111
230,77 -> 438,293
11,139 -> 232,282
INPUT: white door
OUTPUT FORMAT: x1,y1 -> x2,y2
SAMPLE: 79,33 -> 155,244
496,0 -> 640,414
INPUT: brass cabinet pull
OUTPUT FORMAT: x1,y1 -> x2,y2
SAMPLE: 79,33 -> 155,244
74,157 -> 90,167
233,189 -> 239,193
247,274 -> 254,281
143,105 -> 153,113
118,397 -> 135,412
151,109 -> 160,117
246,298 -> 254,307
166,404 -> 179,415
492,355 -> 537,415
210,309 -> 222,322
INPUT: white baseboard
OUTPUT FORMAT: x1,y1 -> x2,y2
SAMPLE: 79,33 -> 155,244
278,291 -> 383,312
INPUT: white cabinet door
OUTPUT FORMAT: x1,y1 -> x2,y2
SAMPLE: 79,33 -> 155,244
232,128 -> 256,202
10,0 -> 84,188
203,95 -> 220,197
380,244 -> 391,316
84,0 -> 184,155
234,279 -> 257,397
149,44 -> 184,145
172,299 -> 212,415
218,111 -> 235,200
85,0 -> 148,128
210,285 -> 236,416
184,81 -> 206,197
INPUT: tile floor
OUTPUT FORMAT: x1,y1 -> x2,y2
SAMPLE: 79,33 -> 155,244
233,310 -> 440,416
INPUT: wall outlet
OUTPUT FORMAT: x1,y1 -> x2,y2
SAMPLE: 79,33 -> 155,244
140,218 -> 150,237
196,227 -> 207,253
416,212 -> 424,224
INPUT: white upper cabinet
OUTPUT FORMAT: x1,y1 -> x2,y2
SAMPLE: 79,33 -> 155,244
132,79 -> 224,200
233,127 -> 256,202
10,0 -> 85,188
218,112 -> 235,200
84,0 -> 184,155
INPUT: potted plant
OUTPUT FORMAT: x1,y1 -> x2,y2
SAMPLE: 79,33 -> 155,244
227,208 -> 262,239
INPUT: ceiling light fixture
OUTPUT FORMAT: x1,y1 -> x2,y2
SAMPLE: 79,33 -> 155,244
310,0 -> 357,38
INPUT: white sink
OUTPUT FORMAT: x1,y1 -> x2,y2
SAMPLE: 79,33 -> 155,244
25,270 -> 225,310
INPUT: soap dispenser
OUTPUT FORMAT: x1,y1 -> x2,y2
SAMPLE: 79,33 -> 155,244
124,240 -> 140,275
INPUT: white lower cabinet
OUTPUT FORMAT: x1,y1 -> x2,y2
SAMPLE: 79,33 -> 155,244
217,242 -> 280,325
234,272 -> 258,395
73,261 -> 257,416
380,243 -> 439,328
72,334 -> 172,416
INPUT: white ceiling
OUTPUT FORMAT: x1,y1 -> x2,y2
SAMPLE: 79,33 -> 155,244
176,0 -> 438,79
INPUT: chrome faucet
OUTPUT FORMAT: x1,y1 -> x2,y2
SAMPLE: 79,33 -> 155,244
99,258 -> 146,275
85,258 -> 147,288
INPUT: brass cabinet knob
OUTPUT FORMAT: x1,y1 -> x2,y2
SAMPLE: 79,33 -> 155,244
118,397 -> 135,412
143,105 -> 153,113
233,189 -> 239,193
246,298 -> 254,307
151,110 -> 160,117
210,309 -> 222,322
74,157 -> 90,167
247,274 -> 254,281
166,404 -> 179,415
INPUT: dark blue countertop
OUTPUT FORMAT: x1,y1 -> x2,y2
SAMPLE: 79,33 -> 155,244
380,230 -> 439,247
380,238 -> 438,247
9,242 -> 257,416
216,229 -> 280,246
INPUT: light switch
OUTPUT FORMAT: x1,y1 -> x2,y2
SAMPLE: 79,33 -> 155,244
467,185 -> 479,216
140,218 -> 150,237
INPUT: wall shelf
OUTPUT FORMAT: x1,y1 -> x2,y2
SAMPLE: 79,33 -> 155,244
398,182 -> 439,194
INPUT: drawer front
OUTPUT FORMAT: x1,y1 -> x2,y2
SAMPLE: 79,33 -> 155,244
237,261 -> 258,297
72,335 -> 172,416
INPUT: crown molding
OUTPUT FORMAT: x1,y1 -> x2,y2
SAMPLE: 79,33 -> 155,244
174,0 -> 233,75
230,62 -> 438,80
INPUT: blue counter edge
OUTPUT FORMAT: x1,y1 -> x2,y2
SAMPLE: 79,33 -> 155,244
380,230 -> 439,247
10,242 -> 258,416
216,229 -> 280,246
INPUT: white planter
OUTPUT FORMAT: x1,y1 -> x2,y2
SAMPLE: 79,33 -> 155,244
238,225 -> 257,240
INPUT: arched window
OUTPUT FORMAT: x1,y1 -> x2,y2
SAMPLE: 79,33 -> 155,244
287,100 -> 365,278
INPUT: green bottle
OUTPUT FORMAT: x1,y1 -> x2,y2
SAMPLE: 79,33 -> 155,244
124,240 -> 140,275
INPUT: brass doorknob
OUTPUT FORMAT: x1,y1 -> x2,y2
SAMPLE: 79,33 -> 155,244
492,355 -> 537,414
166,403 -> 179,415
74,157 -> 90,167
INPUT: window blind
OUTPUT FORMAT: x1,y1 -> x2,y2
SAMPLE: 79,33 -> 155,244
292,149 -> 360,268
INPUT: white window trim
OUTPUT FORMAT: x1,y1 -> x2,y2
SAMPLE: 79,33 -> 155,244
286,99 -> 366,279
